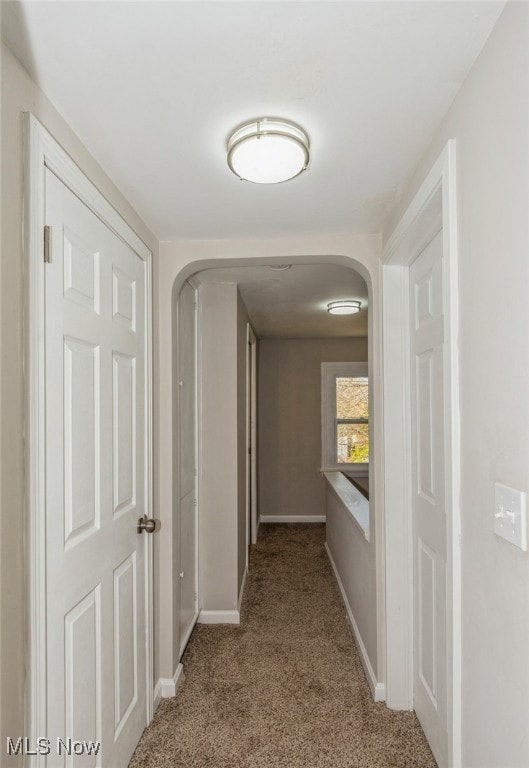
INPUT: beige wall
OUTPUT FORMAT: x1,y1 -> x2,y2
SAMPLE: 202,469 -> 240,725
258,337 -> 368,520
197,283 -> 253,609
385,4 -> 529,765
0,43 -> 158,762
198,283 -> 239,611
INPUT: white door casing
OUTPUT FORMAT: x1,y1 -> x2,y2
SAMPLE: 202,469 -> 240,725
382,141 -> 460,767
177,282 -> 199,656
25,115 -> 153,768
409,231 -> 448,766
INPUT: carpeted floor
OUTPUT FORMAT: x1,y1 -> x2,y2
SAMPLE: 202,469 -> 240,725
129,524 -> 437,768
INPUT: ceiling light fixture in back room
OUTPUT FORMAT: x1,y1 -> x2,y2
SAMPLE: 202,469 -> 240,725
227,118 -> 310,184
327,300 -> 362,315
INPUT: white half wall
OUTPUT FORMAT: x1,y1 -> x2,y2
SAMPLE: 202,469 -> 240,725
325,543 -> 384,702
325,484 -> 378,683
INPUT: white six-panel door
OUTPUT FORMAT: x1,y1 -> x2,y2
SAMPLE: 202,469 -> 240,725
45,167 -> 148,767
409,230 -> 448,767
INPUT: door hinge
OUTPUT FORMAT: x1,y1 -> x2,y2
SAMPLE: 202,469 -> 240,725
44,225 -> 52,263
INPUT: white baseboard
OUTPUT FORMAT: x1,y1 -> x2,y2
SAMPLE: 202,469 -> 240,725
238,567 -> 248,612
198,609 -> 240,624
325,542 -> 385,702
260,515 -> 326,523
153,663 -> 185,711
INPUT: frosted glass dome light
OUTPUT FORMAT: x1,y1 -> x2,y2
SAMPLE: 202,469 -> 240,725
227,118 -> 310,184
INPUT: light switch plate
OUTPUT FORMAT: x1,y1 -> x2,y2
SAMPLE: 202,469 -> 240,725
494,482 -> 527,551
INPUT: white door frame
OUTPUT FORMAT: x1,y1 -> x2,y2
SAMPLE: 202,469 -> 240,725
382,140 -> 461,766
24,113 -> 154,764
246,324 -> 258,551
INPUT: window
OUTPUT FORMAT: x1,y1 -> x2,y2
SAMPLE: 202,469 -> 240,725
321,362 -> 369,472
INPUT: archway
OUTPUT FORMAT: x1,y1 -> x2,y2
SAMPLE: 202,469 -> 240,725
154,238 -> 386,709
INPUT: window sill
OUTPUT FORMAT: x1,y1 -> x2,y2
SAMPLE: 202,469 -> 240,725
320,465 -> 369,476
323,471 -> 370,542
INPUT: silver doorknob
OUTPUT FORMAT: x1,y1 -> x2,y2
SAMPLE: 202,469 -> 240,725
137,515 -> 159,534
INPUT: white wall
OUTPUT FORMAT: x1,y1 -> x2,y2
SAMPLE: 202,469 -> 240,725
0,42 -> 158,764
385,4 -> 529,765
198,283 -> 239,611
197,283 -> 258,612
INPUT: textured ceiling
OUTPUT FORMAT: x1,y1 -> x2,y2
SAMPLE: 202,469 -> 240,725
2,1 -> 505,239
195,263 -> 368,338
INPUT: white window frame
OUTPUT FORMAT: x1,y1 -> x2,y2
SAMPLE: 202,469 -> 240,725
321,362 -> 369,474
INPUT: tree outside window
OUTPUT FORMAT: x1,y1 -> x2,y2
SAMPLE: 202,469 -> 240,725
336,376 -> 369,464
321,362 -> 369,472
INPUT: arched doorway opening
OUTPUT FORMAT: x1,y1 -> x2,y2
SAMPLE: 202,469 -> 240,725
154,245 -> 386,709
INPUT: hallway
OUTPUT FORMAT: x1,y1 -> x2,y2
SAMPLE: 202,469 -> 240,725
130,525 -> 435,768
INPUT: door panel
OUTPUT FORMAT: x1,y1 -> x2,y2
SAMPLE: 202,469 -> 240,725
45,168 -> 148,767
113,553 -> 138,735
63,337 -> 100,544
418,538 -> 437,703
113,352 -> 136,515
410,230 -> 448,767
112,265 -> 136,330
64,587 -> 101,768
63,227 -> 100,313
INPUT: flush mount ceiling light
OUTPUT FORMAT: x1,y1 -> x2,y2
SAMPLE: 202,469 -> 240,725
227,118 -> 310,184
327,300 -> 362,315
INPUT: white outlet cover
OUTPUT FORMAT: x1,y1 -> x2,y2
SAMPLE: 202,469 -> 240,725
494,482 -> 527,551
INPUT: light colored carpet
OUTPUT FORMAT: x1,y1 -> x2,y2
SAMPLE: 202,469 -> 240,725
130,524 -> 436,768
